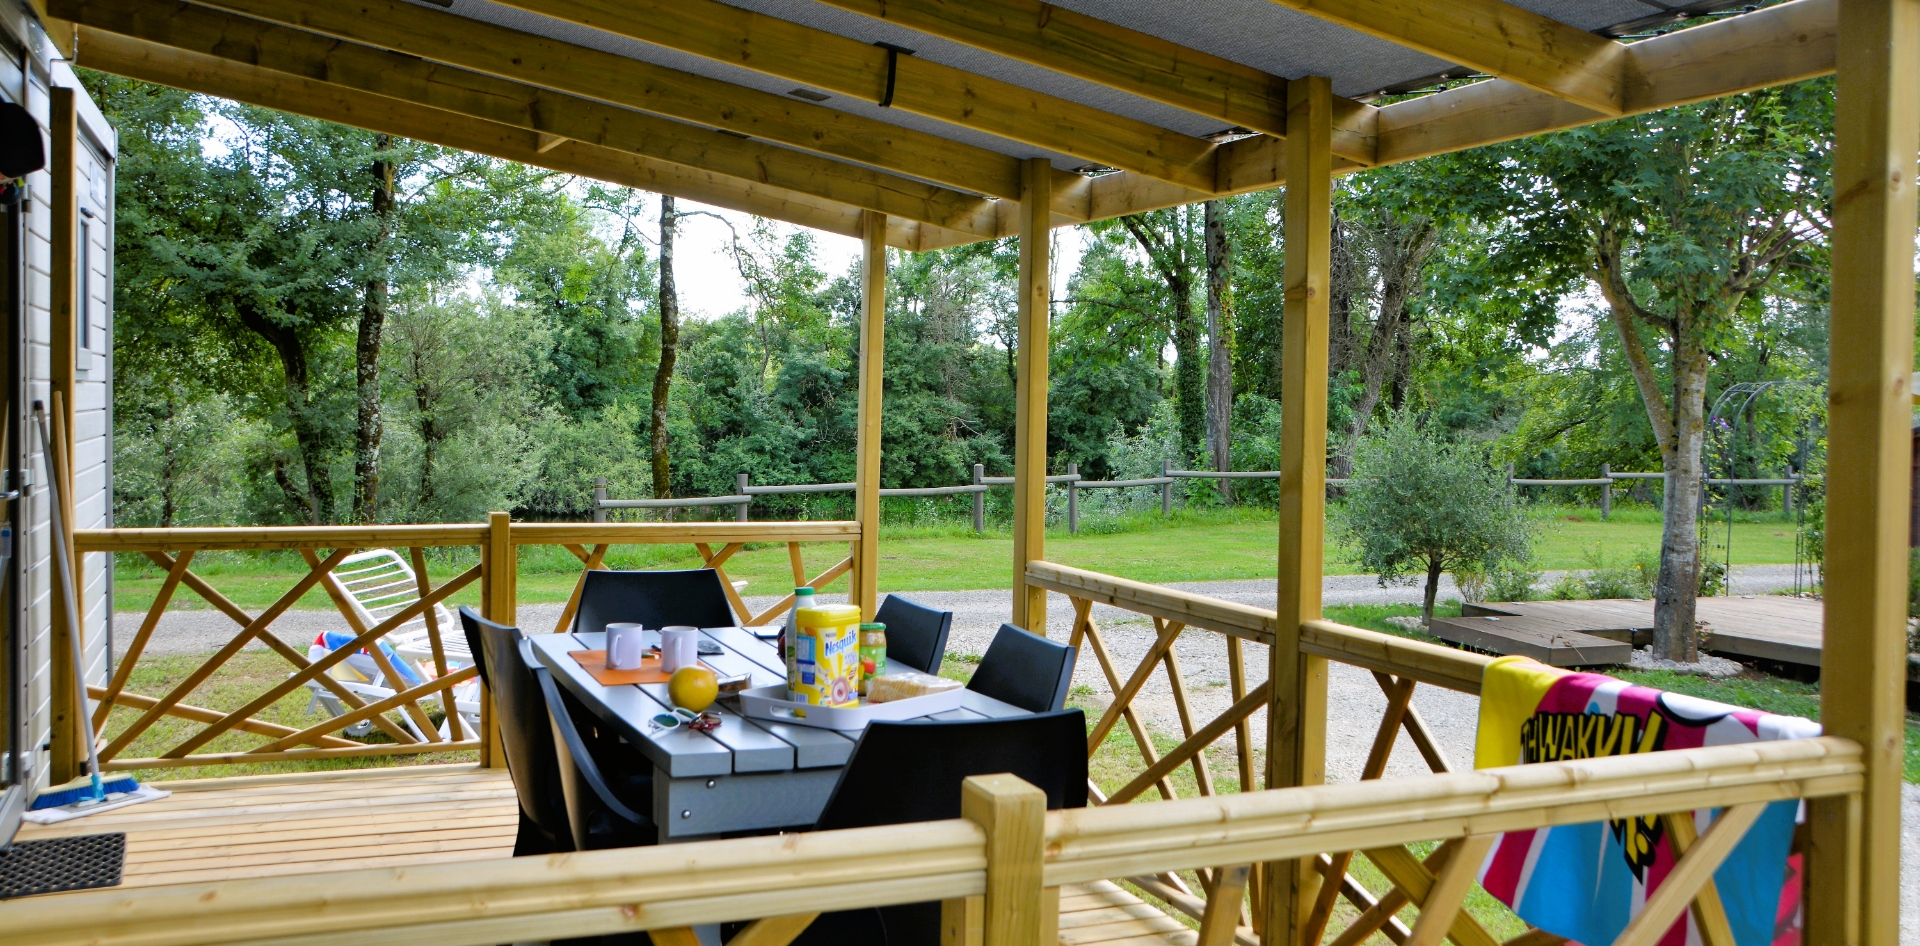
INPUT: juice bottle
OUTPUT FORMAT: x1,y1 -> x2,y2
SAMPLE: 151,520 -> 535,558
781,586 -> 815,698
857,623 -> 887,696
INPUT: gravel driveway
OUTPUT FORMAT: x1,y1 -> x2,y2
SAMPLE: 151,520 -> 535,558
109,562 -> 1911,940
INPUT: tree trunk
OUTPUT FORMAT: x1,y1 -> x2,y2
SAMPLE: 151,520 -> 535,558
1171,288 -> 1205,464
1203,199 -> 1233,501
1333,218 -> 1436,475
409,346 -> 441,512
1592,228 -> 1703,662
1422,556 -> 1444,626
237,302 -> 331,523
353,135 -> 393,525
1653,331 -> 1710,661
651,195 -> 680,501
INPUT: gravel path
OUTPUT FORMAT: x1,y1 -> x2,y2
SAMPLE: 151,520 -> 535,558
108,562 -> 1911,939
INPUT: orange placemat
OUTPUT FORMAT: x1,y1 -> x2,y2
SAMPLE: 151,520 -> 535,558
569,650 -> 712,686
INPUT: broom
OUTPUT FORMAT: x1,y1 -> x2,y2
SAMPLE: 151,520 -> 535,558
25,398 -> 159,819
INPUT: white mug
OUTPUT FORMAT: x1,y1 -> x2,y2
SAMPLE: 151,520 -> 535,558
660,626 -> 700,674
606,623 -> 646,671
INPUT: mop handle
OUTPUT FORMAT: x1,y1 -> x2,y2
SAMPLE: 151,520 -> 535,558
33,401 -> 103,795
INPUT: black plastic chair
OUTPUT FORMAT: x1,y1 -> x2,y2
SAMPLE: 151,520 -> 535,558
791,711 -> 1089,946
572,569 -> 736,633
874,594 -> 952,675
460,607 -> 654,856
965,623 -> 1077,713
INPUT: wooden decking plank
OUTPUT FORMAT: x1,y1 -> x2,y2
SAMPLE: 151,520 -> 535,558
126,834 -> 516,871
1427,615 -> 1632,667
118,848 -> 513,886
1059,916 -> 1194,945
77,812 -> 520,846
153,762 -> 494,792
1058,903 -> 1172,929
1463,596 -> 1825,669
127,824 -> 521,864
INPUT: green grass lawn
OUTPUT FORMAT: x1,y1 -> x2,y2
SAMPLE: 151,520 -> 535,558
110,504 -> 1805,614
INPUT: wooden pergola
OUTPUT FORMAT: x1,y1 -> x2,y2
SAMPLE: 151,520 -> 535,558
18,0 -> 1912,943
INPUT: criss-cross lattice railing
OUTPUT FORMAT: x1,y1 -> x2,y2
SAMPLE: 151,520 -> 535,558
75,525 -> 491,771
1026,560 -> 1776,946
72,519 -> 861,772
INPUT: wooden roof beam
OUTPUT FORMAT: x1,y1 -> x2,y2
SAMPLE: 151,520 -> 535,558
803,0 -> 1379,165
72,28 -> 982,251
1265,0 -> 1631,116
481,0 -> 1224,192
154,0 -> 1025,201
1371,0 -> 1836,165
57,0 -> 1004,239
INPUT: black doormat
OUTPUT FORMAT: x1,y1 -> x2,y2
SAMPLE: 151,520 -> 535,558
0,832 -> 125,899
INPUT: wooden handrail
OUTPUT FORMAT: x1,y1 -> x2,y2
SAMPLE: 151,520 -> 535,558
1300,619 -> 1493,695
1027,560 -> 1492,694
1043,736 -> 1860,886
74,524 -> 490,552
2,738 -> 1861,946
1025,560 -> 1276,643
73,520 -> 861,552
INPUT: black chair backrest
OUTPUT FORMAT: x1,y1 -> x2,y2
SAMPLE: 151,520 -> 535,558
459,607 -> 569,853
458,605 -> 492,690
573,569 -> 736,633
531,647 -> 653,851
965,624 -> 1077,713
874,594 -> 952,675
816,710 -> 1088,831
804,711 -> 1086,946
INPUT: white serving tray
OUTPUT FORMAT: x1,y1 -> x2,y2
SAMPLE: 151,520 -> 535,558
735,683 -> 965,731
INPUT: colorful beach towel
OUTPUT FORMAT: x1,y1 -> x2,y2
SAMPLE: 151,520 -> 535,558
1473,656 -> 1820,946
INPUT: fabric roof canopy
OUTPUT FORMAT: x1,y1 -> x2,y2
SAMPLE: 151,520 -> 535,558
33,0 -> 1836,249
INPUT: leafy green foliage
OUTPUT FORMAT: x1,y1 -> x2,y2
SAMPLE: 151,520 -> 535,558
1337,415 -> 1532,621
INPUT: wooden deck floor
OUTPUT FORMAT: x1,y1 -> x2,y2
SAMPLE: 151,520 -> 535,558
13,765 -> 1197,946
15,764 -> 518,888
1442,595 -> 1826,668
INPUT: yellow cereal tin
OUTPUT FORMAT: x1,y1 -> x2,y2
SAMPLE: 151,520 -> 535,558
790,604 -> 862,707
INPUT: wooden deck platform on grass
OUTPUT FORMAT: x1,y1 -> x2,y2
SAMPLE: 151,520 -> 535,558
1431,595 -> 1827,669
12,765 -> 1203,946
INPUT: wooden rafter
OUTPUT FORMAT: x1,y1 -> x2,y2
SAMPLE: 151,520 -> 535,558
1264,0 -> 1630,115
808,0 -> 1379,165
156,0 -> 1028,200
484,0 -> 1221,192
73,28 -> 979,250
57,0 -> 1005,238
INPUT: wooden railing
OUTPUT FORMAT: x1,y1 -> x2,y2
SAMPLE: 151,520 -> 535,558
4,737 -> 1864,946
506,520 -> 859,630
1025,559 -> 1804,946
72,518 -> 860,772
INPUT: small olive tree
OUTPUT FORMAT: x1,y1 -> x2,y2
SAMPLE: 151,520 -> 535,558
1337,415 -> 1532,624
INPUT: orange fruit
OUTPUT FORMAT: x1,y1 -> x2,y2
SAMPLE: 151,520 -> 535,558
668,665 -> 719,712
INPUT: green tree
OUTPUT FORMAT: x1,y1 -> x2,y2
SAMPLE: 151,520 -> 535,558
1337,414 -> 1532,624
1437,80 -> 1831,660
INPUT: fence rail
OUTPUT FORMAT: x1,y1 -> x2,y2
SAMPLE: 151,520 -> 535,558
593,462 -> 1805,531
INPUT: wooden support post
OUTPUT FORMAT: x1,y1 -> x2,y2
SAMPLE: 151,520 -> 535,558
47,88 -> 83,785
1011,158 -> 1051,632
481,510 -> 515,767
592,477 -> 607,523
972,463 -> 986,533
852,211 -> 886,620
737,472 -> 751,521
1265,74 -> 1334,946
1600,463 -> 1611,520
962,773 -> 1046,946
1813,1 -> 1919,942
1065,462 -> 1078,534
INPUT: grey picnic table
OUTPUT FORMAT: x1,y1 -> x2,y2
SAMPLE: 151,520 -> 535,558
532,628 -> 1030,840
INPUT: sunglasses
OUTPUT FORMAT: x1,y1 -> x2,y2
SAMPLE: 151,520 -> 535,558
649,707 -> 723,733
